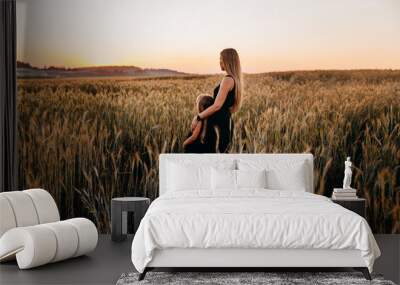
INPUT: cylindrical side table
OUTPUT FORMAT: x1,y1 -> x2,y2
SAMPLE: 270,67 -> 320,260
111,197 -> 150,242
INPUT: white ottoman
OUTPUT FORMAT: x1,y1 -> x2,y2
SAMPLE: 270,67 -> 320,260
0,189 -> 98,269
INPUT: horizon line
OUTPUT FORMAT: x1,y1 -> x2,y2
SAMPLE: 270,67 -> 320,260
16,60 -> 400,75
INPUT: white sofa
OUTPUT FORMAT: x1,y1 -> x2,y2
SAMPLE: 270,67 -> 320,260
0,188 -> 98,269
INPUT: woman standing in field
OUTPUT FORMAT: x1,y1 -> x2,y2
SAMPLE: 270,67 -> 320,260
191,48 -> 243,153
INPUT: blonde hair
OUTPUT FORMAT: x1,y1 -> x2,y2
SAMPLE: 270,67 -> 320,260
220,48 -> 243,112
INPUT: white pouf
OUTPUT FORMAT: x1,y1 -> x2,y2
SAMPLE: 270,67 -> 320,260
0,189 -> 98,269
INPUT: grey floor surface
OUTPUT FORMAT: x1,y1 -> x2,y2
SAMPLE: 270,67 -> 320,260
0,234 -> 398,285
0,234 -> 135,285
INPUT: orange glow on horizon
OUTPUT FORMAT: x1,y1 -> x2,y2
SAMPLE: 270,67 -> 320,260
16,0 -> 400,73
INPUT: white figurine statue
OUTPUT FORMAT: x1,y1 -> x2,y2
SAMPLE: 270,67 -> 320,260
343,157 -> 353,189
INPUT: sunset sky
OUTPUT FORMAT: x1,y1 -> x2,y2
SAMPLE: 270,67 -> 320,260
16,0 -> 400,74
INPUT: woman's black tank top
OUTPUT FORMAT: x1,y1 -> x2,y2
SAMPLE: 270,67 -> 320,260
213,75 -> 235,110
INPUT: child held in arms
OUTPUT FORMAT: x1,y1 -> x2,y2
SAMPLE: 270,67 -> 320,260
183,95 -> 218,153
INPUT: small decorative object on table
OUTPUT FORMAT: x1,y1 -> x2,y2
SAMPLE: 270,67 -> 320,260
331,156 -> 366,218
332,188 -> 357,200
343,156 -> 353,189
111,197 -> 150,242
333,156 -> 358,199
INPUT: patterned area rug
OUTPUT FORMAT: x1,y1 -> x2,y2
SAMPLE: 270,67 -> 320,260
116,271 -> 395,285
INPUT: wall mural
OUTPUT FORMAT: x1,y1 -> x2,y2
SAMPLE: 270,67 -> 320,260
16,0 -> 400,233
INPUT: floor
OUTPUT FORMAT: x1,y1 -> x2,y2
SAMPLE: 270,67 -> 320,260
0,235 -> 134,285
374,235 -> 400,284
0,234 -> 399,285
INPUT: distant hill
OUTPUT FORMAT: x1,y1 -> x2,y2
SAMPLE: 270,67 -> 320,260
16,61 -> 189,78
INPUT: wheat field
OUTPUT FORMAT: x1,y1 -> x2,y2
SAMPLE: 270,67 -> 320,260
17,70 -> 400,233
